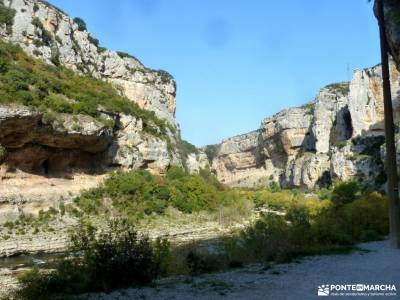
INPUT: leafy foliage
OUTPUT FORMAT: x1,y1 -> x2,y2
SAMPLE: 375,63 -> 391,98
0,143 -> 6,160
224,190 -> 388,265
116,51 -> 138,60
204,144 -> 220,163
331,181 -> 361,206
14,220 -> 169,299
73,17 -> 87,31
0,40 -> 170,137
326,82 -> 350,95
75,167 -> 225,219
154,69 -> 174,83
0,1 -> 16,34
179,139 -> 198,168
179,140 -> 198,157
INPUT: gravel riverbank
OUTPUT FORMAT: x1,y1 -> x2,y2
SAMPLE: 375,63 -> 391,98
86,240 -> 400,300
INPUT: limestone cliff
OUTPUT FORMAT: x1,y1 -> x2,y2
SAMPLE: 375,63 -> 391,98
211,61 -> 400,189
0,0 -> 184,222
0,0 -> 183,177
2,0 -> 177,126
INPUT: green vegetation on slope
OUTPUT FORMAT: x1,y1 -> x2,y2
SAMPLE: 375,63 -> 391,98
75,166 -> 227,219
326,82 -> 350,95
178,139 -> 198,168
0,40 -> 171,137
0,0 -> 16,34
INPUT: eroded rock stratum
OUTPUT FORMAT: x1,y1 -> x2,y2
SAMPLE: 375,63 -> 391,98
211,62 -> 400,189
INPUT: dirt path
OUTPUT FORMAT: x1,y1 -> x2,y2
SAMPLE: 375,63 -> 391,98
86,240 -> 400,300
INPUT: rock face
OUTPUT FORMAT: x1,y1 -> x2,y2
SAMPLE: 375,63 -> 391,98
185,151 -> 210,174
212,61 -> 400,189
1,0 -> 177,127
0,104 -> 113,176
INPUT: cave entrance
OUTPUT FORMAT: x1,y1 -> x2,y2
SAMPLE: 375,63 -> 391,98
43,159 -> 50,175
342,107 -> 353,140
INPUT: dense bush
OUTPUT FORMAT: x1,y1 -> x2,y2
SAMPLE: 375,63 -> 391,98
204,144 -> 220,163
75,167 -> 225,219
14,220 -> 169,299
331,181 -> 361,205
223,189 -> 389,265
0,40 -> 170,137
31,17 -> 53,47
73,17 -> 87,31
0,1 -> 16,33
186,251 -> 223,275
326,82 -> 350,95
116,51 -> 138,60
0,143 -> 6,160
154,69 -> 174,83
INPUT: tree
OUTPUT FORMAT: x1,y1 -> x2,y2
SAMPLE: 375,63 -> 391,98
73,17 -> 86,31
376,0 -> 400,248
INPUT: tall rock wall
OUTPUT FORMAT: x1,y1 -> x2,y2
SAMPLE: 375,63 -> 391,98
212,61 -> 400,189
0,0 -> 183,177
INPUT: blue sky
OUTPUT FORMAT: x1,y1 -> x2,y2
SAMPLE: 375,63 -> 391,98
51,0 -> 379,146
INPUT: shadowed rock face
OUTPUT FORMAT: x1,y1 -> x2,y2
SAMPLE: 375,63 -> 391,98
0,105 -> 112,176
211,61 -> 400,189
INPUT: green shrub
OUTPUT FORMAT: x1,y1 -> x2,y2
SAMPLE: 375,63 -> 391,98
186,251 -> 223,275
341,192 -> 388,241
31,17 -> 42,29
269,181 -> 281,192
73,17 -> 86,31
41,111 -> 57,124
50,47 -> 60,66
14,220 -> 169,299
0,144 -> 6,160
88,35 -> 99,47
116,51 -> 137,60
154,69 -> 173,83
326,82 -> 350,95
74,167 -> 227,218
204,144 -> 220,163
334,140 -> 347,149
331,181 -> 361,206
224,189 -> 388,265
0,2 -> 15,34
179,139 -> 198,166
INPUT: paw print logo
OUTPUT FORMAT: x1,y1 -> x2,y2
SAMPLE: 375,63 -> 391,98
318,285 -> 330,296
